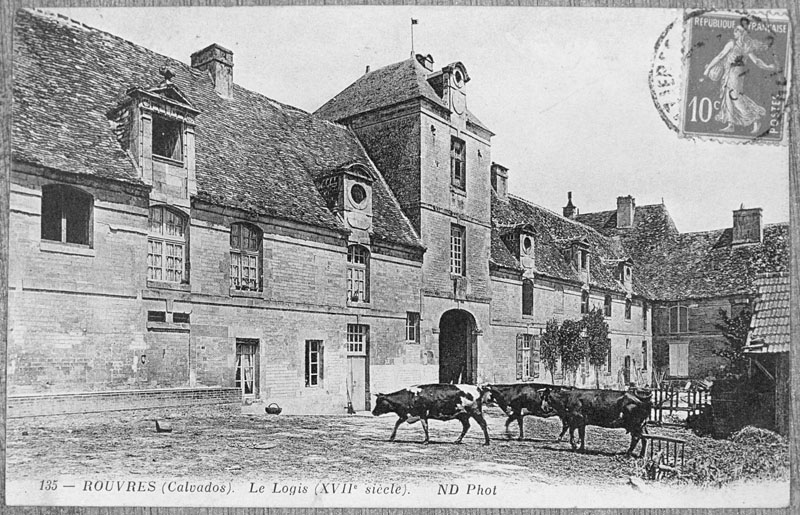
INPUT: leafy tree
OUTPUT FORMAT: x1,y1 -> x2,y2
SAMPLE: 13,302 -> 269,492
714,308 -> 752,377
582,306 -> 610,388
540,318 -> 560,383
558,318 -> 587,385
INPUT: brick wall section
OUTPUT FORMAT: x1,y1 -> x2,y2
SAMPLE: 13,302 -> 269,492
8,387 -> 240,418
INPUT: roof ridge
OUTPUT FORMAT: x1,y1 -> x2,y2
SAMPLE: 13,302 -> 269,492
506,193 -> 609,239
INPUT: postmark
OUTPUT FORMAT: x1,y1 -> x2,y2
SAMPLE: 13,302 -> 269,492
650,10 -> 791,143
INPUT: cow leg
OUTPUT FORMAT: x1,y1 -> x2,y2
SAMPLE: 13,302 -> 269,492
517,414 -> 525,441
578,424 -> 586,453
503,415 -> 514,438
472,413 -> 491,446
557,418 -> 569,441
455,415 -> 470,444
420,418 -> 430,445
389,416 -> 406,442
568,426 -> 577,450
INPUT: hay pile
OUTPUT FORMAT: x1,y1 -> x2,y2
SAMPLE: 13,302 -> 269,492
730,426 -> 785,446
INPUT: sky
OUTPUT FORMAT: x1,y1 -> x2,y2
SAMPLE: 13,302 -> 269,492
50,6 -> 790,233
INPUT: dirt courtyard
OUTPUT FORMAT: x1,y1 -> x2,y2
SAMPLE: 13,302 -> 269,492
6,405 -> 790,487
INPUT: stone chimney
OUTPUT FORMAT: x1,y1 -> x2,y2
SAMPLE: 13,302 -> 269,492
616,195 -> 636,228
191,43 -> 233,99
491,163 -> 508,200
563,192 -> 577,219
732,205 -> 763,244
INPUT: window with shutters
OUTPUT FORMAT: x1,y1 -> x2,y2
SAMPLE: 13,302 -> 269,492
625,298 -> 632,320
347,245 -> 370,302
41,184 -> 93,246
305,340 -> 323,387
406,312 -> 420,343
669,342 -> 688,377
516,334 -> 539,380
230,223 -> 262,292
147,206 -> 188,283
581,290 -> 590,314
450,137 -> 466,190
604,294 -> 612,317
669,305 -> 689,333
522,280 -> 534,316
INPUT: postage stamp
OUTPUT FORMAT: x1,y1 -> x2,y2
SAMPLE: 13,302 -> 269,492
680,11 -> 791,142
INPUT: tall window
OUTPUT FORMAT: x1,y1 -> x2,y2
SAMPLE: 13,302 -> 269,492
450,137 -> 466,190
235,339 -> 258,398
450,224 -> 466,276
347,324 -> 368,355
522,280 -> 534,316
347,245 -> 370,302
579,249 -> 589,270
604,294 -> 612,317
41,185 -> 93,246
643,303 -> 648,330
606,341 -> 612,373
669,305 -> 689,333
152,114 -> 183,162
516,334 -> 539,380
581,290 -> 590,314
555,285 -> 565,313
625,298 -> 632,320
305,340 -> 323,387
641,341 -> 648,370
148,206 -> 187,283
230,223 -> 262,291
406,312 -> 420,343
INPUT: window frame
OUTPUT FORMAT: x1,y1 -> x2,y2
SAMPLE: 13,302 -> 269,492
346,245 -> 370,303
305,340 -> 324,387
580,290 -> 590,314
669,305 -> 689,333
625,298 -> 632,320
606,340 -> 612,373
641,340 -> 648,371
40,184 -> 93,247
450,224 -> 466,276
450,136 -> 466,191
604,294 -> 612,317
516,334 -> 539,381
346,324 -> 369,355
147,205 -> 189,284
406,312 -> 420,343
522,279 -> 534,316
230,222 -> 263,292
151,113 -> 184,163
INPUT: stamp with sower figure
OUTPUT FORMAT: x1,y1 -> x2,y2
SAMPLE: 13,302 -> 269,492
681,11 -> 790,142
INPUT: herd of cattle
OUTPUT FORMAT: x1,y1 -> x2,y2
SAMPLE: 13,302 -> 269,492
371,383 -> 653,457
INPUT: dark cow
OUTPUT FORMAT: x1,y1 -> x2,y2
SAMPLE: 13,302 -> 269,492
372,384 -> 490,445
480,383 -> 570,441
541,387 -> 652,456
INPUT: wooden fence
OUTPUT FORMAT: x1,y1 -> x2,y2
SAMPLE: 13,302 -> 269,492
649,381 -> 711,426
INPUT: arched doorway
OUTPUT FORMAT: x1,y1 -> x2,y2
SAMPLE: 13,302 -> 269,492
439,309 -> 478,384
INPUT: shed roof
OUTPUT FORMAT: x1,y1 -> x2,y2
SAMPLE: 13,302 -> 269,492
745,273 -> 790,354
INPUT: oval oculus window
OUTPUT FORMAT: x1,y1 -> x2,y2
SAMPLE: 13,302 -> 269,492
350,184 -> 367,206
522,236 -> 533,254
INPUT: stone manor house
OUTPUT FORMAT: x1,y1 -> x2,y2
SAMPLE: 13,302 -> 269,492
8,10 -> 788,416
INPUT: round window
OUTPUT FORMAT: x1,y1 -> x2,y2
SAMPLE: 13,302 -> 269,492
350,184 -> 367,206
522,236 -> 533,254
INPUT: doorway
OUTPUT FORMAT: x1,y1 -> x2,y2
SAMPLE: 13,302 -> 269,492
235,339 -> 259,401
346,324 -> 370,411
438,309 -> 478,384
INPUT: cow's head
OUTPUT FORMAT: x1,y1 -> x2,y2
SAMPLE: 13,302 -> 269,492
539,387 -> 553,413
371,393 -> 393,417
478,385 -> 496,406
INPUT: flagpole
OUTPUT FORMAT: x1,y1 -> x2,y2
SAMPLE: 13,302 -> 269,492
410,19 -> 415,57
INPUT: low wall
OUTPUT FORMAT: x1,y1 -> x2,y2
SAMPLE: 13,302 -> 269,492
7,387 -> 241,418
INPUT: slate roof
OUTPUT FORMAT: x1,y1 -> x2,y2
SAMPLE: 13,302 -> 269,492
492,194 -> 637,295
13,9 -> 421,250
577,203 -> 788,301
314,57 -> 491,133
745,273 -> 790,354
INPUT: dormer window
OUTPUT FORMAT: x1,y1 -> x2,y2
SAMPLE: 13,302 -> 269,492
579,250 -> 589,270
152,115 -> 183,162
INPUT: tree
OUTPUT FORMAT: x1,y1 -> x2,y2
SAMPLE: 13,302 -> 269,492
558,318 -> 587,386
540,318 -> 560,383
583,306 -> 610,388
714,308 -> 752,377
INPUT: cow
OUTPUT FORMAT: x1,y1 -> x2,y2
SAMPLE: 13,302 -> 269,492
480,383 -> 570,441
541,387 -> 652,456
372,384 -> 490,445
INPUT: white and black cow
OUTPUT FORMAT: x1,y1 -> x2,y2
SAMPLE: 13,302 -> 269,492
372,384 -> 490,445
480,383 -> 571,441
